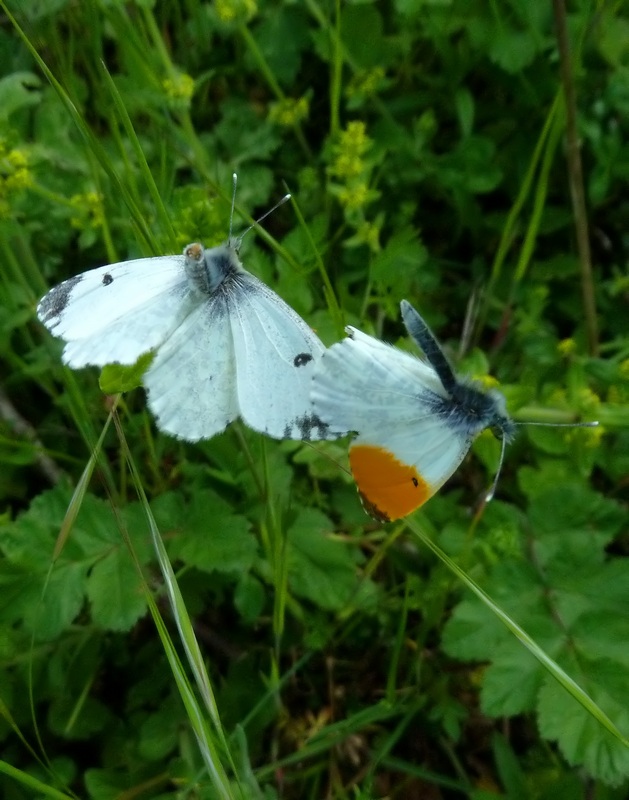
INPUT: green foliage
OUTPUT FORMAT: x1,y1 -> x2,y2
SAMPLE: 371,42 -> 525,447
0,0 -> 628,797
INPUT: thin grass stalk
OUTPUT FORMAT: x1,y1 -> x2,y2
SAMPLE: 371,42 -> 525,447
552,0 -> 599,356
112,416 -> 240,797
0,759 -> 74,800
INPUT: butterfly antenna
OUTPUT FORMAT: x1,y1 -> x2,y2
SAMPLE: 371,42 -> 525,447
485,420 -> 598,504
485,433 -> 509,503
229,172 -> 238,241
237,193 -> 292,245
514,420 -> 599,429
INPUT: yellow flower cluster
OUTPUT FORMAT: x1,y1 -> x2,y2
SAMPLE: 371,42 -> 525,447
0,143 -> 33,216
346,67 -> 385,99
557,337 -> 577,357
327,121 -> 381,249
69,191 -> 104,230
328,121 -> 371,181
215,0 -> 257,23
162,73 -> 195,110
268,96 -> 309,127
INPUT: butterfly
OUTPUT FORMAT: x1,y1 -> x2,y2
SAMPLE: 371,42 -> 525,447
37,177 -> 333,442
311,300 -> 596,521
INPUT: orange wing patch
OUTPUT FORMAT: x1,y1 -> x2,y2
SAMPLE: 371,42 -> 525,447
349,443 -> 433,522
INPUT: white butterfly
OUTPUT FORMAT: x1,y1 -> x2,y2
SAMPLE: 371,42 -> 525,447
311,300 -> 597,521
37,177 -> 333,442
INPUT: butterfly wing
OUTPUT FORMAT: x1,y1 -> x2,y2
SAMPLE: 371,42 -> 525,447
37,256 -> 192,367
144,295 -> 239,442
228,275 -> 335,440
311,327 -> 472,520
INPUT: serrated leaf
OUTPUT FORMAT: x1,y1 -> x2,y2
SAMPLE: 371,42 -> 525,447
481,645 -> 542,716
0,488 -> 155,636
23,560 -> 87,640
253,6 -> 310,85
98,350 -> 154,394
537,657 -> 629,786
87,547 -> 146,631
370,227 -> 428,294
528,484 -> 625,565
442,562 -> 543,661
168,489 -> 257,574
287,509 -> 360,610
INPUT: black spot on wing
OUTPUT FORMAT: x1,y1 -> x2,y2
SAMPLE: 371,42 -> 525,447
37,274 -> 83,329
102,273 -> 113,285
283,412 -> 330,441
294,352 -> 313,367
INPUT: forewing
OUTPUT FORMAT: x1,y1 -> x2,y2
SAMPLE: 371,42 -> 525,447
227,275 -> 335,440
311,327 -> 446,434
144,295 -> 239,441
37,256 -> 190,367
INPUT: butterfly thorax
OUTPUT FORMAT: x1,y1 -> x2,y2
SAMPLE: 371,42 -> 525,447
183,241 -> 245,295
430,381 -> 515,442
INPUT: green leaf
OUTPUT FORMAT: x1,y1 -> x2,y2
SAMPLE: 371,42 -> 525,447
253,6 -> 310,85
137,693 -> 182,761
168,490 -> 257,575
443,528 -> 629,784
538,657 -> 629,787
528,484 -> 625,565
489,30 -> 537,73
481,645 -> 542,716
234,573 -> 266,623
98,350 -> 154,394
370,227 -> 428,295
0,71 -> 41,120
86,546 -> 146,631
287,509 -> 361,610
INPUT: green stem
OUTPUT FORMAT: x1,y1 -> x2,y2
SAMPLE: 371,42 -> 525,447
552,0 -> 599,356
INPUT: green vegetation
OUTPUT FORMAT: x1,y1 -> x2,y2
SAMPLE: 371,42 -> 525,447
1,0 -> 628,797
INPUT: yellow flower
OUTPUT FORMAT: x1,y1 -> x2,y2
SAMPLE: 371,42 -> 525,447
338,182 -> 369,210
557,338 -> 577,357
2,148 -> 33,191
162,73 -> 195,110
475,374 -> 500,391
4,167 -> 32,191
7,149 -> 28,169
331,153 -> 362,179
576,386 -> 601,413
328,121 -> 373,180
580,424 -> 604,448
69,191 -> 104,230
268,96 -> 309,127
215,0 -> 257,23
355,219 -> 381,253
346,67 -> 385,98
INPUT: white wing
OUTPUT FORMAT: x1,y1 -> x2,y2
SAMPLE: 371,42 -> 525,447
37,256 -> 191,367
311,327 -> 471,487
228,275 -> 335,440
144,296 -> 239,442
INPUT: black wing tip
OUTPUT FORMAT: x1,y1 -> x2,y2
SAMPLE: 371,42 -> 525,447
37,274 -> 84,327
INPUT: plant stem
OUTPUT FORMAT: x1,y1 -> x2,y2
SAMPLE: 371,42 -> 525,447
552,0 -> 599,356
